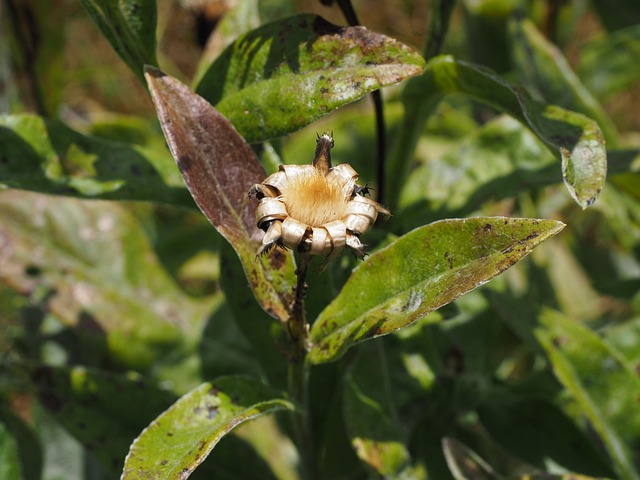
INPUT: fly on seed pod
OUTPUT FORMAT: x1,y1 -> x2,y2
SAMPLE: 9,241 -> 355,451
249,133 -> 390,260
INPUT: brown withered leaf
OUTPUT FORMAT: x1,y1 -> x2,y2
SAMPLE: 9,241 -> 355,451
145,66 -> 295,322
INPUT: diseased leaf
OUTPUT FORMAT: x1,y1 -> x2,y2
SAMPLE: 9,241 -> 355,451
196,14 -> 425,143
308,217 -> 565,364
0,114 -> 191,206
0,191 -> 211,371
79,0 -> 157,83
121,377 -> 294,480
535,310 -> 640,480
21,364 -> 177,477
389,55 -> 607,210
145,67 -> 296,323
509,18 -> 619,145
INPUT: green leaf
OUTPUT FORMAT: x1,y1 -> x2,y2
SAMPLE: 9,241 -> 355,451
192,0 -> 262,86
389,55 -> 607,210
145,67 -> 296,324
535,309 -> 640,480
121,377 -> 294,480
79,0 -> 157,83
398,115 -> 558,226
0,420 -> 22,480
344,347 -> 426,479
442,437 -> 497,480
0,191 -> 212,371
23,364 -> 177,476
590,0 -> 640,31
195,14 -> 425,143
308,217 -> 565,364
579,24 -> 640,100
0,114 -> 191,206
509,18 -> 620,145
0,406 -> 42,480
478,392 -> 615,477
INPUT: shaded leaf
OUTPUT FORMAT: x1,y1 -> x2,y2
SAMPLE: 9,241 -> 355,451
308,217 -> 565,364
0,191 -> 211,371
79,0 -> 157,83
344,348 -> 426,478
590,0 -> 640,31
22,364 -> 177,476
145,67 -> 296,323
389,55 -> 607,210
535,309 -> 640,480
0,406 -> 42,480
478,391 -> 615,477
218,242 -> 289,390
0,420 -> 22,480
442,437 -> 498,480
461,0 -> 515,74
196,14 -> 425,143
121,377 -> 294,480
509,18 -> 619,145
0,114 -> 191,206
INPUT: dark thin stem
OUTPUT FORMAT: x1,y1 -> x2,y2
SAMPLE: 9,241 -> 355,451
336,0 -> 387,205
372,90 -> 386,204
336,0 -> 359,25
287,253 -> 315,479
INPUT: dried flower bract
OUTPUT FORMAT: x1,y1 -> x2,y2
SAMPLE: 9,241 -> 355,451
249,134 -> 390,259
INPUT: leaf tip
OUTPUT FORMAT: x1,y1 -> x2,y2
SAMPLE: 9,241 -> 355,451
143,65 -> 166,89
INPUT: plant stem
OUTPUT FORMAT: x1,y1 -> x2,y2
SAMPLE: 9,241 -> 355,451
287,253 -> 316,479
336,0 -> 387,205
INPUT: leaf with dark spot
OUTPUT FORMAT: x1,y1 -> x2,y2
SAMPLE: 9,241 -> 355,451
145,67 -> 296,323
308,217 -> 564,364
121,377 -> 293,480
196,14 -> 425,143
17,364 -> 177,477
390,55 -> 607,210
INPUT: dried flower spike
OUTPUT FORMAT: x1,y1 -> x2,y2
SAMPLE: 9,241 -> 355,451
249,133 -> 390,259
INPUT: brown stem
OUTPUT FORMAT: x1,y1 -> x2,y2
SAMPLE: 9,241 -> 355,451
287,252 -> 315,479
288,252 -> 311,363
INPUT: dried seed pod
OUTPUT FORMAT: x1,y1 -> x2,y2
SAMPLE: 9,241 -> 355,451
250,133 -> 390,259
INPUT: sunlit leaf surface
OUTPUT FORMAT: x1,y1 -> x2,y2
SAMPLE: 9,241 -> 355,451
309,217 -> 564,363
0,115 -> 190,205
391,55 -> 607,210
196,14 -> 425,142
121,377 -> 293,480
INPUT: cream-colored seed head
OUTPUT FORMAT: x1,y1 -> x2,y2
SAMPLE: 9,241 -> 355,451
249,134 -> 390,259
281,168 -> 348,227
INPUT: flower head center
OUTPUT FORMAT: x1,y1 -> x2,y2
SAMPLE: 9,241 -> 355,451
281,168 -> 348,227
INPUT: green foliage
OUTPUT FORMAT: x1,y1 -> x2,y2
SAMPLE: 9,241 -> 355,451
1,0 -> 639,479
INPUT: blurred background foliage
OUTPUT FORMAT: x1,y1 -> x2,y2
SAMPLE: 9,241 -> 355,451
1,0 -> 640,479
